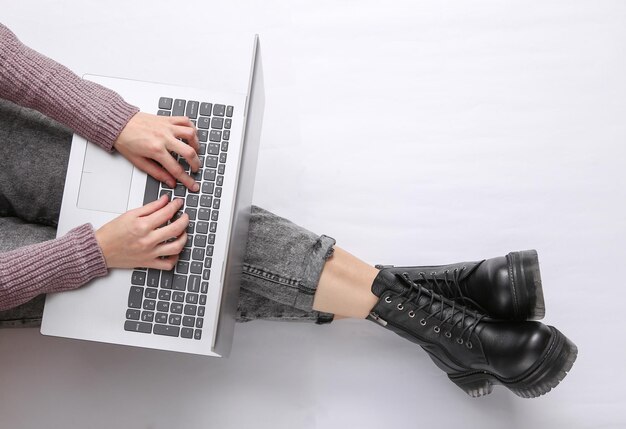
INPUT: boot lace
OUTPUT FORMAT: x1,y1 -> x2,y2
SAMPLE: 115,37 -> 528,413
395,273 -> 485,347
417,268 -> 487,314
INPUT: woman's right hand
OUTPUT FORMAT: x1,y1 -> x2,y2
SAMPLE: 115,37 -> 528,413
94,195 -> 188,270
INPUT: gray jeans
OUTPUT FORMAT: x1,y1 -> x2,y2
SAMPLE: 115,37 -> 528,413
0,99 -> 335,327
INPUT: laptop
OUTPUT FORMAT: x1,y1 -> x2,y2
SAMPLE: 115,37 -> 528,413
40,36 -> 264,357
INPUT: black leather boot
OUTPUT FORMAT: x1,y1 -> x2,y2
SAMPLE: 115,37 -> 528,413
368,270 -> 577,398
377,249 -> 545,321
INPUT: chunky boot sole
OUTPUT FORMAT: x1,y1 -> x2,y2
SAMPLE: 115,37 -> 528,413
507,250 -> 545,321
445,326 -> 577,398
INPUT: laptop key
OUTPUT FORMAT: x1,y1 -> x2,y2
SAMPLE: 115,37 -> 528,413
157,301 -> 169,312
211,117 -> 224,129
145,288 -> 158,299
124,321 -> 152,334
215,187 -> 222,198
197,129 -> 208,142
199,102 -> 212,116
143,300 -> 156,311
183,316 -> 195,327
198,208 -> 211,220
200,195 -> 212,208
199,143 -> 207,155
158,289 -> 171,300
223,130 -> 230,140
202,182 -> 214,194
188,274 -> 201,291
147,270 -> 160,287
201,282 -> 208,294
198,306 -> 205,317
173,274 -> 187,290
184,304 -> 197,316
153,324 -> 180,337
204,168 -> 217,181
181,327 -> 194,339
169,314 -> 182,325
160,270 -> 174,289
131,271 -> 146,286
157,110 -> 171,116
126,309 -> 140,320
226,105 -> 233,117
194,329 -> 202,340
196,318 -> 204,329
185,208 -> 197,221
206,156 -> 218,168
143,176 -> 161,205
218,164 -> 225,175
198,116 -> 210,129
211,210 -> 219,221
221,141 -> 229,152
202,270 -> 211,281
186,293 -> 199,304
171,303 -> 183,313
159,97 -> 173,109
196,221 -> 209,234
216,175 -> 224,186
179,248 -> 191,261
209,130 -> 221,142
194,235 -> 207,248
141,311 -> 155,322
213,104 -> 225,116
208,143 -> 220,155
176,261 -> 189,274
224,118 -> 232,129
185,101 -> 199,119
128,287 -> 144,308
155,313 -> 168,324
172,99 -> 186,116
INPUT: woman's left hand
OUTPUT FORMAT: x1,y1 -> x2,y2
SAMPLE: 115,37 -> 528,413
114,112 -> 201,192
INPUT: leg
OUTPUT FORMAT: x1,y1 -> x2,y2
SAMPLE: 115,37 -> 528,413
0,98 -> 72,226
237,206 -> 378,322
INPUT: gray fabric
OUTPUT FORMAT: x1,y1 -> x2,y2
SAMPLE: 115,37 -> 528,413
0,98 -> 335,328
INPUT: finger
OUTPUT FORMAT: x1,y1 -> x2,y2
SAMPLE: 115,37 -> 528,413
133,157 -> 176,189
172,125 -> 199,153
146,255 -> 179,271
132,194 -> 169,217
145,198 -> 185,230
155,231 -> 187,257
168,137 -> 201,173
155,150 -> 199,192
169,116 -> 194,126
152,212 -> 189,244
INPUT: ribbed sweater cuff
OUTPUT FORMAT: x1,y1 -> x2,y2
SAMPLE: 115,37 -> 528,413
0,224 -> 108,311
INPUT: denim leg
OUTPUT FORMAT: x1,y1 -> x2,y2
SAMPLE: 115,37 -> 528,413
237,206 -> 336,324
0,98 -> 72,226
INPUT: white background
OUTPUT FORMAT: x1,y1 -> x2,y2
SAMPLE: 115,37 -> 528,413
1,1 -> 625,428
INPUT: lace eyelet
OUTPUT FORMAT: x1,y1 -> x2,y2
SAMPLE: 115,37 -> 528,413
384,296 -> 392,304
456,338 -> 464,344
408,311 -> 415,318
397,303 -> 404,311
445,332 -> 452,338
433,326 -> 440,333
466,342 -> 473,349
419,319 -> 427,326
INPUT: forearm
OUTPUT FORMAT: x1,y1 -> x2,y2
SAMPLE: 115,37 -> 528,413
0,224 -> 108,311
0,23 -> 139,151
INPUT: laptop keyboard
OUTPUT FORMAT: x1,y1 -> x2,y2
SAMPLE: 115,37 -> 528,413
124,97 -> 234,340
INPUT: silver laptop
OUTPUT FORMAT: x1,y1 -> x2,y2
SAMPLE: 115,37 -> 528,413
41,36 -> 264,357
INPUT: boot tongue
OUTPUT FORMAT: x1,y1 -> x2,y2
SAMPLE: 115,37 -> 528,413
371,269 -> 407,297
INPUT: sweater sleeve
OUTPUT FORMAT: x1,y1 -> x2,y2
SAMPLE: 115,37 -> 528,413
0,224 -> 108,311
0,23 -> 139,151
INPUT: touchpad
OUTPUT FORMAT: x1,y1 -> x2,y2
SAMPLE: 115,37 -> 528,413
77,144 -> 134,214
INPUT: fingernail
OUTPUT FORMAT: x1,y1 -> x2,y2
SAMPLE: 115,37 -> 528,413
193,183 -> 200,192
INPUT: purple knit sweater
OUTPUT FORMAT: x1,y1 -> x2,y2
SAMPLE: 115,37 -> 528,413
0,23 -> 140,311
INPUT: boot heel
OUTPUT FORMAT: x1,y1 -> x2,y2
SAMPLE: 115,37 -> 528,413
509,249 -> 546,320
448,373 -> 495,398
